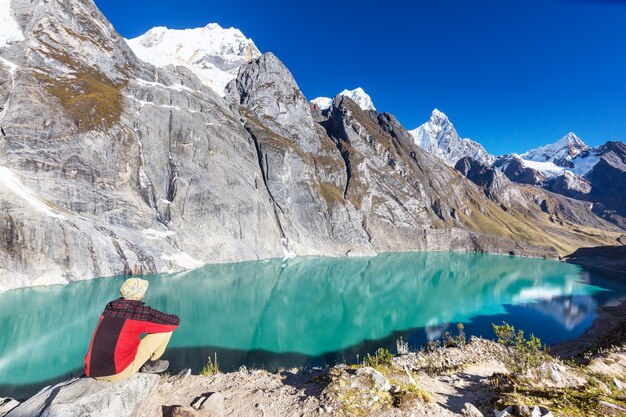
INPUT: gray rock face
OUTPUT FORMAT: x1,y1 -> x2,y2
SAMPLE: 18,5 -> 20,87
454,156 -> 526,207
494,155 -> 547,187
545,171 -> 591,199
226,53 -> 373,257
6,374 -> 159,417
226,53 -> 320,154
0,0 -> 284,290
455,157 -> 509,193
586,141 -> 626,228
0,398 -> 19,417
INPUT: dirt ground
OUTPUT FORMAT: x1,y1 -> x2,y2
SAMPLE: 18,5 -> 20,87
135,302 -> 626,417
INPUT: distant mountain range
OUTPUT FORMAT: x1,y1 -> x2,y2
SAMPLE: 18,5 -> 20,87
406,111 -> 626,228
0,0 -> 622,291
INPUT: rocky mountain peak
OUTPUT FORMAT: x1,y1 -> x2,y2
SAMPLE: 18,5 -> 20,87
409,109 -> 494,167
338,88 -> 376,111
126,22 -> 261,96
522,132 -> 589,163
455,156 -> 510,198
311,87 -> 376,112
556,132 -> 589,158
310,96 -> 333,110
226,52 -> 320,153
429,108 -> 450,125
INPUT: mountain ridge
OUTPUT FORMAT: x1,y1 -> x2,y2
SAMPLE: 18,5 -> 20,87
0,0 -> 622,291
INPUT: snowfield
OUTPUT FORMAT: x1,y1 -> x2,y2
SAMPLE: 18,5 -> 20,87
0,0 -> 25,48
126,23 -> 260,96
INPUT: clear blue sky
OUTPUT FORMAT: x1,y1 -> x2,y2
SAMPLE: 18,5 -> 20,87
95,0 -> 626,155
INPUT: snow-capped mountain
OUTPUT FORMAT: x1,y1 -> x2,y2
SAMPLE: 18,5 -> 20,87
495,133 -> 601,182
310,97 -> 332,110
522,133 -> 589,163
410,109 -> 494,167
311,87 -> 376,112
126,23 -> 261,96
0,0 -> 24,48
520,133 -> 600,176
493,136 -> 626,227
339,88 -> 376,111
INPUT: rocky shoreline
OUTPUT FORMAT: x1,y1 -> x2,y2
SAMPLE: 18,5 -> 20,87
563,245 -> 626,275
3,302 -> 626,417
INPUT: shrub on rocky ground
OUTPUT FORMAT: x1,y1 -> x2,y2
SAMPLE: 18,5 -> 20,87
324,348 -> 432,416
200,353 -> 220,376
493,322 -> 546,375
363,348 -> 394,369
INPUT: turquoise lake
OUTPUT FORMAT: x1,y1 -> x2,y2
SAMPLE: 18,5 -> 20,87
1,252 -> 625,398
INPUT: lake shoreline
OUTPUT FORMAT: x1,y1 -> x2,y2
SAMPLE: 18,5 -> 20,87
4,298 -> 626,415
563,244 -> 626,276
4,334 -> 626,417
551,298 -> 626,358
7,242 -> 626,295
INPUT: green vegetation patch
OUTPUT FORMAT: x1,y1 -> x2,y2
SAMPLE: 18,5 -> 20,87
200,352 -> 220,376
32,45 -> 126,132
495,380 -> 626,417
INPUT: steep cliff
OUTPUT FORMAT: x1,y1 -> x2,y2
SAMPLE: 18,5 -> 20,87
0,0 -> 284,290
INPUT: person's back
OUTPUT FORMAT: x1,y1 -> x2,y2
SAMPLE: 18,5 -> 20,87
84,278 -> 179,382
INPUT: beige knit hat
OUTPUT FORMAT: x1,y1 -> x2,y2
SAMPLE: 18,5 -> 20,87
120,278 -> 149,300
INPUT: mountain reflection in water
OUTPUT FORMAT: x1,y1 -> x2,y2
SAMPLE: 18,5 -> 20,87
0,252 -> 624,398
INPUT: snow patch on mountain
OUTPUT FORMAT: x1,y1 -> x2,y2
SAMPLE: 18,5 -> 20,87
0,0 -> 24,48
0,166 -> 64,219
311,88 -> 376,111
311,97 -> 332,110
522,133 -> 589,163
126,23 -> 261,96
520,159 -> 565,177
162,252 -> 204,271
410,109 -> 494,167
570,153 -> 601,176
339,88 -> 376,111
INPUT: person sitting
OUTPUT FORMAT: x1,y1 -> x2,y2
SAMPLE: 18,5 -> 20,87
84,278 -> 180,382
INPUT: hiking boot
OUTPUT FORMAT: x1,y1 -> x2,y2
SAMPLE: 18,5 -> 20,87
140,359 -> 169,374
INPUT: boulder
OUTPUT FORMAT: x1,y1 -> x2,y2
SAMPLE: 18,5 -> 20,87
462,402 -> 484,417
494,405 -> 553,417
163,406 -> 197,417
0,398 -> 19,417
6,374 -> 159,417
190,392 -> 224,416
355,367 -> 391,391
